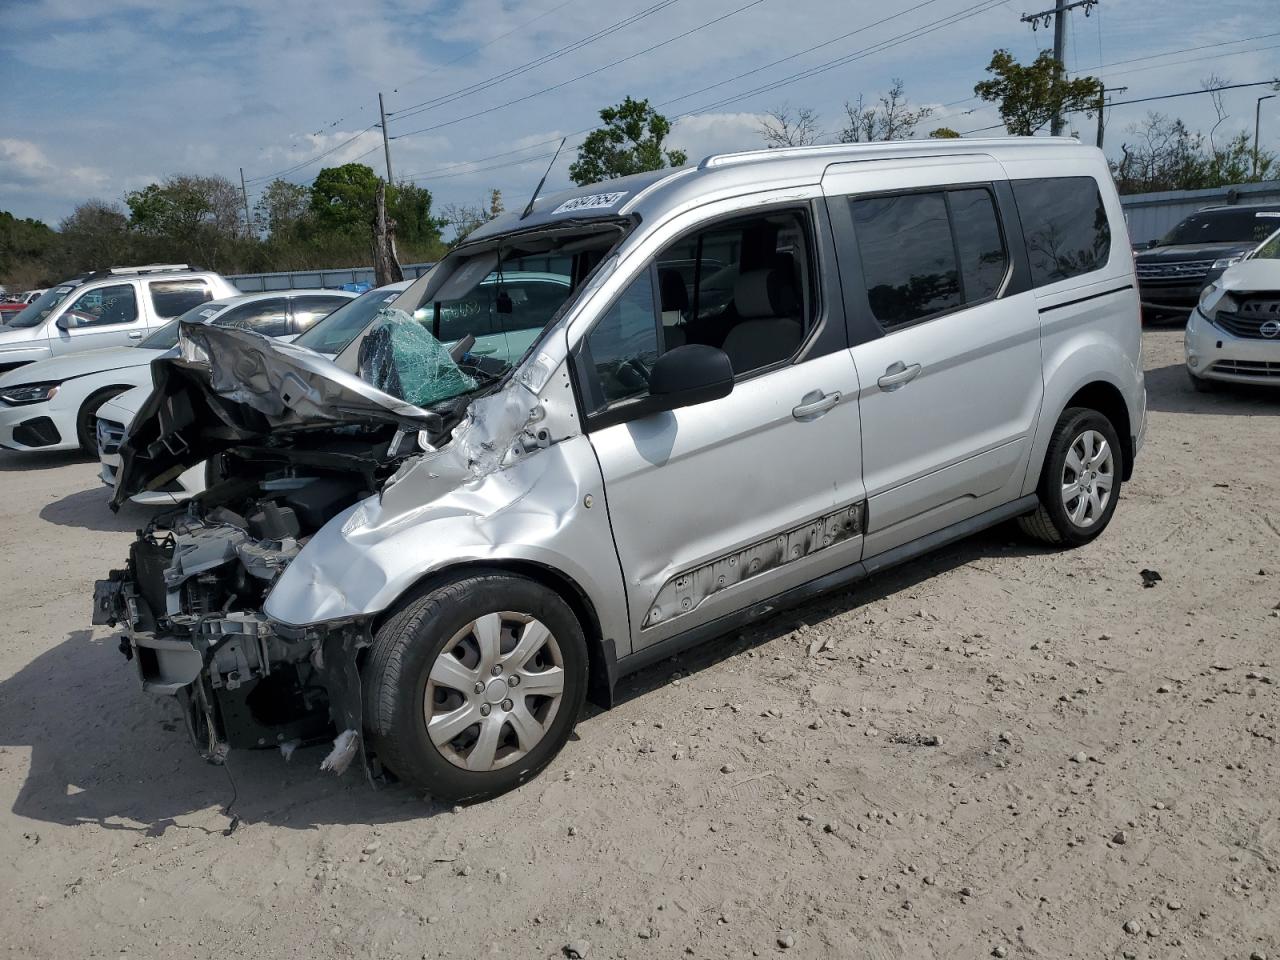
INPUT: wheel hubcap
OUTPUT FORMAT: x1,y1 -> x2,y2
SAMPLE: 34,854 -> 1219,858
1060,429 -> 1115,529
424,612 -> 564,772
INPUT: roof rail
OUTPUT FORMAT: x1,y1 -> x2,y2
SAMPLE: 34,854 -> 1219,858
698,136 -> 1081,170
105,263 -> 192,275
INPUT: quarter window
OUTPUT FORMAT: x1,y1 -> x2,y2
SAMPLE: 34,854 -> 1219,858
63,284 -> 138,328
1011,177 -> 1111,287
149,279 -> 211,319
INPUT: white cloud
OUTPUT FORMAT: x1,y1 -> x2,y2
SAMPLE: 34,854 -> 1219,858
0,139 -> 109,201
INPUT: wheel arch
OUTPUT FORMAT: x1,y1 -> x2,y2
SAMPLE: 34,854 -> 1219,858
368,559 -> 617,710
1062,380 -> 1133,480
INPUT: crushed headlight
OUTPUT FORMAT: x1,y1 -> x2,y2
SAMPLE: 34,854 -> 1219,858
0,381 -> 60,406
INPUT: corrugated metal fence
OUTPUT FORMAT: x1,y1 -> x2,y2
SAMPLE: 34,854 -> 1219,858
1120,179 -> 1280,245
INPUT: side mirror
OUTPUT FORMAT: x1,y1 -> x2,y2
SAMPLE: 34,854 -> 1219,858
56,313 -> 80,331
643,344 -> 734,414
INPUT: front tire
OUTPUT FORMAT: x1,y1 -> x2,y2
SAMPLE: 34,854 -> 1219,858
1018,407 -> 1122,547
363,570 -> 588,803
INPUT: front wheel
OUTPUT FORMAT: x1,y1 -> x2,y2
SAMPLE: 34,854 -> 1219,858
363,570 -> 588,803
75,387 -> 127,456
1018,407 -> 1122,547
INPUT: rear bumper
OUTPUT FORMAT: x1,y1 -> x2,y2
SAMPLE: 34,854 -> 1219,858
1185,308 -> 1280,386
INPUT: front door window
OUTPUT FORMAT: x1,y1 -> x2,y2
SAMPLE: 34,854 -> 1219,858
64,284 -> 138,328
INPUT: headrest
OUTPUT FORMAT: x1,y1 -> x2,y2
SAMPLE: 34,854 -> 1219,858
733,267 -> 799,319
658,268 -> 688,313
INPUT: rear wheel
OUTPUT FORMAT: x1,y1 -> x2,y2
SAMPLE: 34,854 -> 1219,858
1018,407 -> 1122,547
75,387 -> 127,456
363,570 -> 588,803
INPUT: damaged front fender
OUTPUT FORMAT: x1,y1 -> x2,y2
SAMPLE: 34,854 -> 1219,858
263,428 -> 630,656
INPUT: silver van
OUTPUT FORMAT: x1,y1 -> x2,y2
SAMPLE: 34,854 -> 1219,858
0,265 -> 237,373
95,139 -> 1145,803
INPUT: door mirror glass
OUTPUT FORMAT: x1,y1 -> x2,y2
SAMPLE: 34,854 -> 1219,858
56,312 -> 80,331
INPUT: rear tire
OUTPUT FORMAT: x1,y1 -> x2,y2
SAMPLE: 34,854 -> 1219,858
1018,407 -> 1122,547
363,570 -> 588,803
75,387 -> 127,456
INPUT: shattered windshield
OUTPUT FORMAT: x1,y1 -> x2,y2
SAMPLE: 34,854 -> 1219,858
348,223 -> 627,407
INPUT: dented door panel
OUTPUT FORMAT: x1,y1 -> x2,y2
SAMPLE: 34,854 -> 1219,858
589,348 -> 864,649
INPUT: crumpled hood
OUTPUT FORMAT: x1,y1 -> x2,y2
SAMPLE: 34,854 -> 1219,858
0,345 -> 157,387
110,323 -> 444,509
180,322 -> 443,430
1218,258 -> 1280,293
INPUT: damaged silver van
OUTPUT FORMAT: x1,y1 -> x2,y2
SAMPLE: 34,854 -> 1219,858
94,139 -> 1145,802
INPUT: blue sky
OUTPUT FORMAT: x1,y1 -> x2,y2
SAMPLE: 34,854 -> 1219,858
1,0 -> 1277,229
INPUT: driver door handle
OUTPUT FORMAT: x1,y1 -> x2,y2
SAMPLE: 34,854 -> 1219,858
792,390 -> 841,420
127,332 -> 143,340
877,361 -> 921,391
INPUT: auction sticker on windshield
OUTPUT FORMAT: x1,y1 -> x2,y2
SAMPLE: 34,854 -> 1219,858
553,191 -> 628,214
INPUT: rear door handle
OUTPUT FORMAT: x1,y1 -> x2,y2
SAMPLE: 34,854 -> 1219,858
792,389 -> 841,420
877,361 -> 921,391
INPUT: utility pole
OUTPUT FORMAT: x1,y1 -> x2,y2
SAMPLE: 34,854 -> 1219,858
1020,0 -> 1098,136
1095,84 -> 1127,148
239,167 -> 252,238
378,92 -> 394,184
1255,93 -> 1277,179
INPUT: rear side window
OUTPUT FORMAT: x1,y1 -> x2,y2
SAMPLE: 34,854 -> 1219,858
850,187 -> 1008,329
149,279 -> 212,318
291,295 -> 352,332
1012,177 -> 1111,287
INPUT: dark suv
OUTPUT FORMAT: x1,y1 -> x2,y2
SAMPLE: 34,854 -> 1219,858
1135,203 -> 1280,321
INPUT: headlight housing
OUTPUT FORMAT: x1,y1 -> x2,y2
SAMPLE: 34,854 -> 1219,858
1211,256 -> 1242,270
0,382 -> 60,406
1198,282 -> 1230,323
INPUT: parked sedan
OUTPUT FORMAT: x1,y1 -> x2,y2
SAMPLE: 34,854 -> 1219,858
1185,228 -> 1280,390
0,290 -> 355,454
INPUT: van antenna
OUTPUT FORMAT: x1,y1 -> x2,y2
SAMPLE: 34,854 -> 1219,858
520,137 -> 567,220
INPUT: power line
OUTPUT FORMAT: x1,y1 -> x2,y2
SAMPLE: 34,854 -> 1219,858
390,0 -> 685,123
654,0 -> 948,110
957,77 -> 1280,134
390,0 -> 769,140
678,0 -> 1008,116
246,124 -> 380,185
1097,42 -> 1280,81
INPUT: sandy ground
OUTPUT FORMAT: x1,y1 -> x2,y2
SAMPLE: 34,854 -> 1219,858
0,328 -> 1276,960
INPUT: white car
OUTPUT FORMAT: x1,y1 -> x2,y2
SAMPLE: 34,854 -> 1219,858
0,289 -> 355,454
1185,228 -> 1280,391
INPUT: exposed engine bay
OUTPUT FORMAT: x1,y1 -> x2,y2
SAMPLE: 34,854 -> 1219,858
95,430 -> 409,767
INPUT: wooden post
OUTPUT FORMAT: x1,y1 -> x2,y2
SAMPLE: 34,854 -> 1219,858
372,180 -> 404,287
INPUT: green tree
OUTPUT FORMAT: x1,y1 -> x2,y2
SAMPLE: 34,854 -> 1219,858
57,201 -> 133,273
125,174 -> 244,267
569,97 -> 687,185
974,49 -> 1102,136
309,163 -> 381,235
0,211 -> 58,286
254,178 -> 311,240
930,126 -> 962,139
389,181 -> 446,251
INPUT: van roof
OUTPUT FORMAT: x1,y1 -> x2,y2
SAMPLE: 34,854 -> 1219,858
467,136 -> 1091,244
